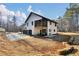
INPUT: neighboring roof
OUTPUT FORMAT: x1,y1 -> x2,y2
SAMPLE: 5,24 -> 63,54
25,12 -> 57,24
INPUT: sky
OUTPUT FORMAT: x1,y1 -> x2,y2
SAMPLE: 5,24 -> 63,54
0,3 -> 69,26
4,3 -> 69,19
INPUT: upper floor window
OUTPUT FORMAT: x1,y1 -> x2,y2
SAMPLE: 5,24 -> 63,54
49,29 -> 51,32
54,29 -> 55,32
27,23 -> 28,26
50,21 -> 52,25
32,21 -> 33,25
55,23 -> 57,26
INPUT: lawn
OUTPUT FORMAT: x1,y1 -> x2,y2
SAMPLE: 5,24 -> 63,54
0,33 -> 67,56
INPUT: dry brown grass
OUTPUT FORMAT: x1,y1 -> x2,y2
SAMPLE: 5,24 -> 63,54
58,32 -> 79,36
0,33 -> 67,56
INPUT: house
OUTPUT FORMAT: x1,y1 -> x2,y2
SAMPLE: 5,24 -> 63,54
23,12 -> 57,36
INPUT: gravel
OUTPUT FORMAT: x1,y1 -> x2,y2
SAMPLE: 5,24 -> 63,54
6,33 -> 26,41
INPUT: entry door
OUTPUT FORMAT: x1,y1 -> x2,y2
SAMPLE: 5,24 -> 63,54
40,29 -> 47,36
29,30 -> 32,35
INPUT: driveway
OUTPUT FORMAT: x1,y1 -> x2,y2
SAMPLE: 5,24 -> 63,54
6,32 -> 27,41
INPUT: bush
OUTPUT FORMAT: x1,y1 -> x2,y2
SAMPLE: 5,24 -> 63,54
59,47 -> 78,56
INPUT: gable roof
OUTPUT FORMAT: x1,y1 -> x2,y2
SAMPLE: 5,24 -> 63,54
25,12 -> 57,24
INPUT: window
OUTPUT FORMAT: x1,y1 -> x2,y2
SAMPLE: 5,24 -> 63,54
55,23 -> 57,26
49,29 -> 51,32
27,23 -> 28,26
50,21 -> 52,25
54,29 -> 55,32
32,21 -> 33,25
49,33 -> 51,36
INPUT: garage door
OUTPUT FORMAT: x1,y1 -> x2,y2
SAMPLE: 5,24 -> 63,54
23,30 -> 32,35
29,30 -> 32,35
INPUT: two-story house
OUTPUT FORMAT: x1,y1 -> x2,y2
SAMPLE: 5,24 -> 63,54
23,12 -> 57,36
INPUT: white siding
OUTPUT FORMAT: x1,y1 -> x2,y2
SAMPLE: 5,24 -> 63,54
47,21 -> 57,36
24,13 -> 42,35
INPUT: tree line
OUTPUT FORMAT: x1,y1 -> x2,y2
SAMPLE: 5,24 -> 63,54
57,3 -> 79,32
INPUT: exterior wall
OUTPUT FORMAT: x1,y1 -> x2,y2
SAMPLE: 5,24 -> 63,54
47,21 -> 57,36
24,14 -> 42,35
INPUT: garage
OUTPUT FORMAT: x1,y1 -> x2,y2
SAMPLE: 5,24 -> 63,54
23,30 -> 32,35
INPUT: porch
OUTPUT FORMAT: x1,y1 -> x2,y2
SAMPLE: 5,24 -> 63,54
34,19 -> 48,36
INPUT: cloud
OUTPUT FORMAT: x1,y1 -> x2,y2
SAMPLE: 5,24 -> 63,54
27,5 -> 33,12
0,4 -> 15,16
15,11 -> 26,19
15,11 -> 26,26
0,4 -> 27,26
35,10 -> 43,15
27,5 -> 43,15
0,4 -> 8,15
9,11 -> 15,16
15,11 -> 21,16
21,12 -> 27,19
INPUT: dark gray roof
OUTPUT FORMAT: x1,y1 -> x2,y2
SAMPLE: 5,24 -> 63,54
25,12 -> 57,24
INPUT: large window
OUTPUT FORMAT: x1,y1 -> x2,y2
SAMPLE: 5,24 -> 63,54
35,20 -> 47,27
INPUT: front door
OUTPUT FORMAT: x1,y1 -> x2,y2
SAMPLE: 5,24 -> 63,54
40,29 -> 47,36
